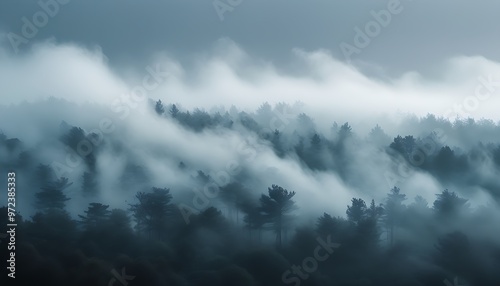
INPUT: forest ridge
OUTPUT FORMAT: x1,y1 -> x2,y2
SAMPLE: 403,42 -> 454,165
1,100 -> 500,285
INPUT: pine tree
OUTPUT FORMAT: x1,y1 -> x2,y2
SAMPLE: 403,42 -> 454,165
130,187 -> 174,239
78,203 -> 110,230
34,177 -> 72,211
259,185 -> 297,249
155,99 -> 165,115
383,186 -> 406,246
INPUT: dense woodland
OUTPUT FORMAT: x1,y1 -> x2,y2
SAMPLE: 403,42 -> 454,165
1,100 -> 500,286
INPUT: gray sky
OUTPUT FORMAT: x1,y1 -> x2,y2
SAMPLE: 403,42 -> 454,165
1,0 -> 500,75
1,0 -> 500,123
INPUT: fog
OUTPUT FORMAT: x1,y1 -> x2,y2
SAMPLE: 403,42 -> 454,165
1,40 -> 500,285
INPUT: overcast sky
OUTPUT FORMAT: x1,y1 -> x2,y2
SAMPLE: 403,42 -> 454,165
1,0 -> 500,74
1,0 -> 500,122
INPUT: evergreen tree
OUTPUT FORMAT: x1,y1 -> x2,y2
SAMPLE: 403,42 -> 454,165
433,189 -> 469,219
242,203 -> 265,242
346,198 -> 367,225
78,202 -> 110,230
383,186 -> 406,246
259,184 -> 297,249
170,104 -> 179,118
155,99 -> 165,115
34,177 -> 72,211
130,187 -> 174,239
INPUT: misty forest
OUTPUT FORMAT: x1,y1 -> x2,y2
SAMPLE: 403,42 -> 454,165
1,99 -> 500,286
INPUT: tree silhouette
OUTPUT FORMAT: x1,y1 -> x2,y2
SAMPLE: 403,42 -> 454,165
271,129 -> 285,158
191,206 -> 226,230
432,146 -> 469,179
492,144 -> 500,167
219,182 -> 250,224
366,199 -> 384,221
338,122 -> 353,141
433,189 -> 469,219
36,163 -> 57,187
34,177 -> 72,211
239,111 -> 261,134
108,208 -> 132,231
390,135 -> 416,161
170,103 -> 179,118
361,199 -> 383,250
346,198 -> 367,225
155,99 -> 165,115
307,133 -> 325,170
130,187 -> 174,239
383,186 -> 406,246
60,126 -> 97,171
316,212 -> 336,237
190,108 -> 213,131
259,184 -> 297,249
7,103 -> 500,285
368,124 -> 391,146
311,133 -> 321,148
408,195 -> 430,216
255,102 -> 273,126
60,126 -> 86,150
296,113 -> 315,136
316,212 -> 350,242
345,199 -> 383,251
435,231 -> 473,281
78,202 -> 110,230
242,203 -> 265,243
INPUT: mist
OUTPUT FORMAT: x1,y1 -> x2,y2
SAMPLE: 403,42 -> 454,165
1,39 -> 500,285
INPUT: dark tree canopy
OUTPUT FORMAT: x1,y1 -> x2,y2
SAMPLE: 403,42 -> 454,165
130,187 -> 175,239
34,177 -> 72,211
433,189 -> 469,218
346,198 -> 367,225
3,103 -> 500,285
155,99 -> 165,115
260,184 -> 297,249
78,202 -> 110,230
